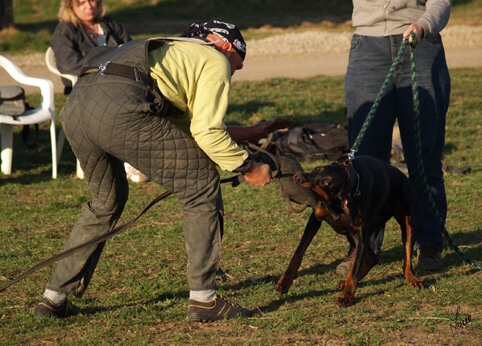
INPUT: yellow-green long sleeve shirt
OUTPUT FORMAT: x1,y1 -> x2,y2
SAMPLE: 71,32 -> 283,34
148,39 -> 248,172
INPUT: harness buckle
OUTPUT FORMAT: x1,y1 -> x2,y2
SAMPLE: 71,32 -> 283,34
133,67 -> 142,82
98,61 -> 111,75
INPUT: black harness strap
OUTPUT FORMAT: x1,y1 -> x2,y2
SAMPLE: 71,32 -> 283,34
79,61 -> 154,87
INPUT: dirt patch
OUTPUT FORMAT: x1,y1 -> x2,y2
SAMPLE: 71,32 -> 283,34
234,24 -> 482,81
1,24 -> 481,93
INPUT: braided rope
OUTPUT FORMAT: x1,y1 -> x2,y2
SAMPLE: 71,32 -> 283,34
350,33 -> 481,270
348,36 -> 410,160
409,40 -> 482,270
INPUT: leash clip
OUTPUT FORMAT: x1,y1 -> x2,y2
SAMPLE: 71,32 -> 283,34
98,60 -> 111,75
348,148 -> 357,161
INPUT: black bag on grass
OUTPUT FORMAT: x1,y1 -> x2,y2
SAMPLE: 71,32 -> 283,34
275,123 -> 349,162
0,85 -> 38,147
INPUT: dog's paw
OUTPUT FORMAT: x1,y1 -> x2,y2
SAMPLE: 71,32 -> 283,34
407,278 -> 424,290
337,279 -> 346,290
336,294 -> 355,307
275,276 -> 292,295
274,284 -> 289,295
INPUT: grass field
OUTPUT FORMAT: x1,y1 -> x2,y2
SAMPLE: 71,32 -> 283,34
1,1 -> 482,345
1,69 -> 481,345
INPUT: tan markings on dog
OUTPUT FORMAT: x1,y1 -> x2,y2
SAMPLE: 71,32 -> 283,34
310,185 -> 331,201
296,181 -> 331,201
314,204 -> 330,219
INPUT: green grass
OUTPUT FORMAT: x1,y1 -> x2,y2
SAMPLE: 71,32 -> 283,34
1,1 -> 482,344
1,68 -> 482,345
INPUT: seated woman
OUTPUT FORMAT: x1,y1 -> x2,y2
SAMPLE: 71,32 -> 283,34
51,0 -> 148,182
50,0 -> 131,95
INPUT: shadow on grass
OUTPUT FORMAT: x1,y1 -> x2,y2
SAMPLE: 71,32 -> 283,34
0,125 -> 79,183
228,232 -> 481,312
442,228 -> 482,271
15,0 -> 353,36
72,234 -> 481,317
14,0 -> 475,36
76,290 -> 190,317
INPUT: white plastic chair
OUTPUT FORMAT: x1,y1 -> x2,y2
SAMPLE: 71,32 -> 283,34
0,55 -> 58,178
45,47 -> 84,179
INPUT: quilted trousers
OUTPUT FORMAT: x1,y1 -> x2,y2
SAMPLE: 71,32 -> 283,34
46,72 -> 223,296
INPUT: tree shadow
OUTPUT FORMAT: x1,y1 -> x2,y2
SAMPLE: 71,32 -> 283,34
15,0 -> 354,36
15,0 -> 475,36
76,229 -> 481,316
222,227 -> 482,312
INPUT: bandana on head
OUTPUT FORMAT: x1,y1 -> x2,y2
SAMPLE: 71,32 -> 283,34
180,20 -> 247,61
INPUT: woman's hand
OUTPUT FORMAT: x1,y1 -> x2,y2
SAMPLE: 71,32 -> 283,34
403,23 -> 425,44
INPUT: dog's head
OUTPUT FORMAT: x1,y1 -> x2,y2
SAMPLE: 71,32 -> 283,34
293,162 -> 350,200
293,162 -> 353,220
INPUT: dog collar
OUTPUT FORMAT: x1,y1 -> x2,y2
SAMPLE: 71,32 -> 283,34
347,164 -> 361,198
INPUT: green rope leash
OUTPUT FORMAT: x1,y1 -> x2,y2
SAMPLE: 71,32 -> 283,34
349,33 -> 481,270
348,36 -> 411,160
409,39 -> 482,271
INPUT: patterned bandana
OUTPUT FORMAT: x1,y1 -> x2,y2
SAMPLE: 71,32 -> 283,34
180,20 -> 247,61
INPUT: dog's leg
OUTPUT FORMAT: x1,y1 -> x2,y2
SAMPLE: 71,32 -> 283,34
339,245 -> 379,289
398,213 -> 424,289
336,228 -> 380,307
275,211 -> 322,295
336,232 -> 366,307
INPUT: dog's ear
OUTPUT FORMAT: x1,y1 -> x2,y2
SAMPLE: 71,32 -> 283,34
338,162 -> 360,225
336,162 -> 351,198
339,162 -> 350,178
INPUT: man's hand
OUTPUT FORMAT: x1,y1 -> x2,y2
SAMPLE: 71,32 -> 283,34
243,162 -> 271,187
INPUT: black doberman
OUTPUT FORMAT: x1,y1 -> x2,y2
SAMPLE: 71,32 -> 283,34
275,155 -> 424,307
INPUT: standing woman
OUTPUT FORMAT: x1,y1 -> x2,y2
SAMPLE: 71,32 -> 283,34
50,0 -> 131,95
340,0 -> 452,273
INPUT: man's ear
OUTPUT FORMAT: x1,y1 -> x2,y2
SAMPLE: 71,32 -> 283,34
221,41 -> 232,51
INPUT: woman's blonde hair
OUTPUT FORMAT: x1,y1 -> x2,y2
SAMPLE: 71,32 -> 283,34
58,0 -> 105,26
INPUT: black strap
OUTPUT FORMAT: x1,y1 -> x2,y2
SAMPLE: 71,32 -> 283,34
79,60 -> 184,118
79,61 -> 154,87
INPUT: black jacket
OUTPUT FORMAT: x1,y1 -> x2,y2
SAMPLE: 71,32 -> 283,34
50,16 -> 131,89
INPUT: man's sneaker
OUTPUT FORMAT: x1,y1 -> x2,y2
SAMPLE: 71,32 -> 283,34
417,246 -> 443,271
187,294 -> 251,322
215,267 -> 227,283
33,298 -> 80,318
336,247 -> 355,275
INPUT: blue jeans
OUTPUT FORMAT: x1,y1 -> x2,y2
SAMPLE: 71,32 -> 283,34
345,34 -> 450,251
